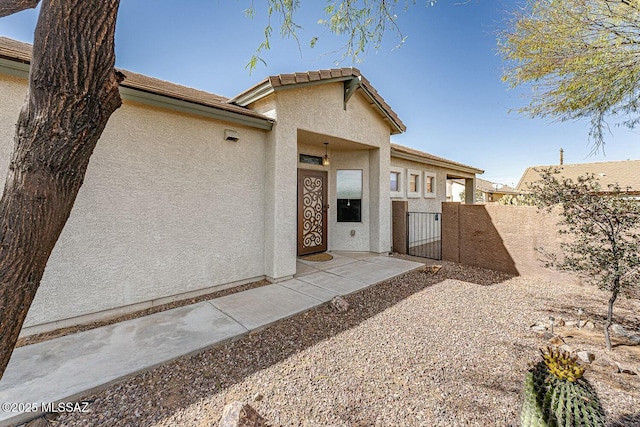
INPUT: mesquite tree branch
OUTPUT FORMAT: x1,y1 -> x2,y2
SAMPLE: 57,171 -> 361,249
0,0 -> 40,18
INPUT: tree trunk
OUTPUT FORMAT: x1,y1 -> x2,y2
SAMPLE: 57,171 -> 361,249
0,0 -> 122,379
604,285 -> 619,351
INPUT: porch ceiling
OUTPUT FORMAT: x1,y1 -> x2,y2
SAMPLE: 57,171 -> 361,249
297,129 -> 372,151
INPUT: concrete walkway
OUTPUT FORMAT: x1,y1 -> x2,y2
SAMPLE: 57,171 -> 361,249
0,252 -> 422,426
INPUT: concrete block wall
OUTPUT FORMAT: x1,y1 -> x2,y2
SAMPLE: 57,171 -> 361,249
442,202 -> 577,282
391,200 -> 408,254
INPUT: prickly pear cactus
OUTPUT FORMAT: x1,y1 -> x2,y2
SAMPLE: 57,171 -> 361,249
521,347 -> 606,427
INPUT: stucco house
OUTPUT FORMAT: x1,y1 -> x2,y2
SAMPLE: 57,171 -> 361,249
390,143 -> 482,210
0,37 -> 480,336
447,178 -> 518,203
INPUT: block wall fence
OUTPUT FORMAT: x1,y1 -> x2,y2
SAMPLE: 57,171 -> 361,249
441,202 -> 579,283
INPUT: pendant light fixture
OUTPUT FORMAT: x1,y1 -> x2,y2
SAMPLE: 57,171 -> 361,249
322,142 -> 330,166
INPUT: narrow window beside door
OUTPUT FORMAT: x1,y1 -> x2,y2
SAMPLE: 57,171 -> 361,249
337,169 -> 362,222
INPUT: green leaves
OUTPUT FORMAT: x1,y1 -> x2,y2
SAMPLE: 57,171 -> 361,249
529,168 -> 640,297
499,0 -> 640,151
529,168 -> 640,349
246,0 -> 428,71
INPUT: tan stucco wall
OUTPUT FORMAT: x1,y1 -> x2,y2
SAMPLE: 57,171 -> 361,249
1,71 -> 397,331
0,74 -> 24,199
259,82 -> 393,268
389,157 -> 475,213
1,74 -> 268,331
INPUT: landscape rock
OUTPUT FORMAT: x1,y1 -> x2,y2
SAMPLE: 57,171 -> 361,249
596,358 -> 622,374
611,323 -> 627,337
330,296 -> 349,312
531,325 -> 547,334
576,351 -> 595,364
424,265 -> 442,274
252,393 -> 264,402
582,320 -> 596,330
219,401 -> 267,427
547,335 -> 565,347
555,318 -> 565,327
559,344 -> 574,354
564,320 -> 578,328
614,363 -> 638,376
628,335 -> 640,345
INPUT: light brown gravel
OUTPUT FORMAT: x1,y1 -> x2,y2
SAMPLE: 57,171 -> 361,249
29,261 -> 640,427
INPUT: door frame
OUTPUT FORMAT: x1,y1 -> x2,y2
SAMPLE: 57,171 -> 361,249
297,169 -> 328,255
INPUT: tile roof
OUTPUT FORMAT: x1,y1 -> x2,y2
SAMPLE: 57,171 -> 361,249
390,143 -> 484,174
0,37 -> 272,122
231,68 -> 406,134
0,37 -> 31,63
118,70 -> 270,121
475,178 -> 519,194
517,160 -> 640,192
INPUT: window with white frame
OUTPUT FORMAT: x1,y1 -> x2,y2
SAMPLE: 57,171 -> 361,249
407,169 -> 421,198
336,169 -> 363,222
424,172 -> 436,198
389,166 -> 404,198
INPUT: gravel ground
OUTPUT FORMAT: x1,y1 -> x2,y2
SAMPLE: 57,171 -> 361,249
29,260 -> 640,427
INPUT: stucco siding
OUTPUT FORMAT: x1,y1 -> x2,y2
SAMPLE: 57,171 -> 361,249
389,157 -> 465,213
1,75 -> 268,330
276,84 -> 389,149
279,83 -> 392,254
0,74 -> 25,201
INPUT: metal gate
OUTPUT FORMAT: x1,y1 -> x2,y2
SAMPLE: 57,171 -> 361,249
407,212 -> 442,260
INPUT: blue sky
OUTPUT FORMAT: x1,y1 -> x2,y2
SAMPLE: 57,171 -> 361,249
1,0 -> 639,186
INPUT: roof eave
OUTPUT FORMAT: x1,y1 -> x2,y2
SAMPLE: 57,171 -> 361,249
358,84 -> 405,134
391,149 -> 484,175
0,57 -> 29,79
230,75 -> 355,106
228,80 -> 275,107
119,86 -> 273,130
0,57 -> 273,131
230,74 -> 406,135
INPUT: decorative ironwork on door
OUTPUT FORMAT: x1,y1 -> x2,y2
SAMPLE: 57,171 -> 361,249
298,170 -> 328,255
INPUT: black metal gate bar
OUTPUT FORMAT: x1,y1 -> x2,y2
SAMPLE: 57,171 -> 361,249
406,212 -> 442,260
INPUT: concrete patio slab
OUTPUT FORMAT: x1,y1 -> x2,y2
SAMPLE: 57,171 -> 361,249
294,261 -> 318,277
296,253 -> 358,270
364,256 -> 424,269
335,251 -> 380,260
0,302 -> 245,425
279,279 -> 339,302
295,270 -> 371,294
210,284 -> 323,331
326,260 -> 411,284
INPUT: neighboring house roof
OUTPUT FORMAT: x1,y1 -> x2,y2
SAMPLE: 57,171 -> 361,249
390,143 -> 484,175
517,160 -> 640,193
475,178 -> 519,195
230,68 -> 406,135
0,37 -> 30,63
0,37 -> 274,129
